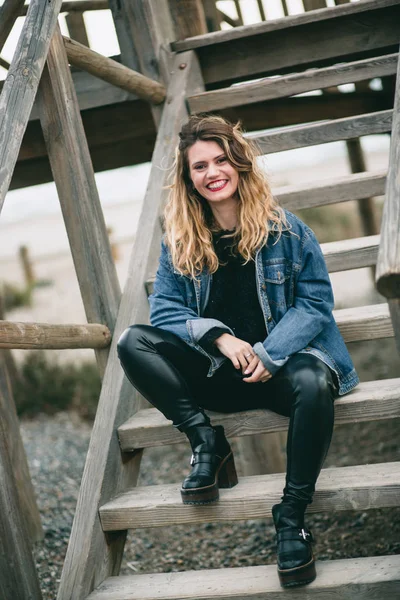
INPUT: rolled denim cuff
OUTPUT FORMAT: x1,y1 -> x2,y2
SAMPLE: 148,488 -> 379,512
253,342 -> 289,375
187,318 -> 234,345
198,326 -> 231,356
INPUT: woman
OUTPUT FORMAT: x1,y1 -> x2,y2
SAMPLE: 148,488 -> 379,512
117,115 -> 359,588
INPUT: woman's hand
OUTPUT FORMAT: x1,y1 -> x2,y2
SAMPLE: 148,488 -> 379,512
214,333 -> 272,382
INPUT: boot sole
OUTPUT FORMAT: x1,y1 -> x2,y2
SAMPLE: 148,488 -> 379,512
278,556 -> 316,588
180,452 -> 238,505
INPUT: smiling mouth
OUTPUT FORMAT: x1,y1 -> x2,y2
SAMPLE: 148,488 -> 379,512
206,180 -> 228,192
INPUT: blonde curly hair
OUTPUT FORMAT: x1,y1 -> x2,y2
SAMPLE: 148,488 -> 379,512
164,114 -> 286,278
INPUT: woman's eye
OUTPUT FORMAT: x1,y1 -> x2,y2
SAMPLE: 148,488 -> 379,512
218,157 -> 227,163
194,164 -> 205,170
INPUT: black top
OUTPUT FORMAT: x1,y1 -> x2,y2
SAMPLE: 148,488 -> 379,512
198,230 -> 267,355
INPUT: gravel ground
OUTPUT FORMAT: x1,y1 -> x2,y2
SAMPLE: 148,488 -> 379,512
20,408 -> 400,600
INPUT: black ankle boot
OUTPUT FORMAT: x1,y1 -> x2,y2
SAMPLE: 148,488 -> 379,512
180,425 -> 238,505
272,501 -> 316,588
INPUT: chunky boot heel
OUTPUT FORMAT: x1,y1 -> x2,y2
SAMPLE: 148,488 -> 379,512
272,502 -> 316,588
217,452 -> 238,488
181,424 -> 237,505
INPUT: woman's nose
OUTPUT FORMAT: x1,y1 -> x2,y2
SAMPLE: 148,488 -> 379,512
207,163 -> 219,178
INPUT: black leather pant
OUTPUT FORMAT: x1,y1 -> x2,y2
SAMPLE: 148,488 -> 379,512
117,324 -> 338,505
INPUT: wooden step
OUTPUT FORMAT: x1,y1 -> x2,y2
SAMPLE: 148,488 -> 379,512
118,377 -> 399,451
322,235 -> 379,272
247,110 -> 392,155
277,171 -> 386,211
188,54 -> 398,113
99,461 -> 400,531
172,0 -> 400,86
86,554 -> 400,599
145,236 -> 380,297
335,303 -> 392,342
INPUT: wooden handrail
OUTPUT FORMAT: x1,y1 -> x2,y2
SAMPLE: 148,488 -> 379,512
376,54 -> 400,300
63,36 -> 166,104
20,1 -> 108,16
0,321 -> 111,349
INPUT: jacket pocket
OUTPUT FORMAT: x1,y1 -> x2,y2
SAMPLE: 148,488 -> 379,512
263,263 -> 293,310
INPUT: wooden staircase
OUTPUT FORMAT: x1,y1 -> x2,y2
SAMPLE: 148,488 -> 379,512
51,0 -> 399,598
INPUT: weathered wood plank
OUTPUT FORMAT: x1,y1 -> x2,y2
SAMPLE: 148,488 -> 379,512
388,298 -> 400,354
0,0 -> 26,51
322,235 -> 379,272
118,377 -> 400,450
56,51 -> 204,600
188,53 -> 399,112
168,0 -> 207,40
0,355 -> 42,599
0,0 -> 64,211
247,110 -> 393,155
0,352 -> 43,545
276,171 -> 387,211
0,321 -> 111,350
174,0 -> 400,51
87,555 -> 400,600
175,0 -> 400,86
63,36 -> 166,104
99,461 -> 400,530
37,25 -> 122,376
376,52 -> 400,301
335,302 -> 393,342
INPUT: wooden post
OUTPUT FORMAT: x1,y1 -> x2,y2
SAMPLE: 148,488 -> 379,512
62,35 -> 166,104
0,0 -> 64,212
376,51 -> 400,354
0,398 -> 43,598
346,139 -> 379,237
66,11 -> 90,47
0,56 -> 10,70
168,0 -> 207,39
37,25 -> 122,377
257,0 -> 267,21
18,245 -> 35,288
108,0 -> 175,127
56,50 -> 204,600
202,0 -> 222,31
0,352 -> 44,546
0,0 -> 26,51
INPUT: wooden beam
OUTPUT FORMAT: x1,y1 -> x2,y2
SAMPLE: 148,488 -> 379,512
173,0 -> 400,86
56,50 -> 204,600
0,0 -> 64,213
63,36 -> 166,104
0,56 -> 10,70
247,110 -> 393,154
168,0 -> 207,40
376,52 -> 400,300
0,352 -> 43,545
118,377 -> 400,450
66,11 -> 90,46
85,556 -> 400,600
37,25 -> 122,376
21,1 -> 109,16
0,321 -> 111,350
0,355 -> 42,599
188,53 -> 398,113
0,0 -> 25,51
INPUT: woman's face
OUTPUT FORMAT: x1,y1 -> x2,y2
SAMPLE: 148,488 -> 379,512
187,140 -> 239,207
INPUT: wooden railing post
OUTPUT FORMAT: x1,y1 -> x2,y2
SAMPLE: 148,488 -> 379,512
0,353 -> 43,600
0,0 -> 64,211
0,0 -> 26,51
376,52 -> 400,354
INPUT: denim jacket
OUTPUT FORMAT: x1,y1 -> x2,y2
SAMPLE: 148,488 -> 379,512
149,210 -> 359,396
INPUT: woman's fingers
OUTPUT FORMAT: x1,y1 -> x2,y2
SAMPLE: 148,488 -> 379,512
244,362 -> 272,383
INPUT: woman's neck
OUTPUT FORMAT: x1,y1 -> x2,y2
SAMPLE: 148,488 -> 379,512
210,201 -> 238,231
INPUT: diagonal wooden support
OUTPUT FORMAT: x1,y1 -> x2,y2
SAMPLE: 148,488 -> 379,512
37,25 -> 122,376
0,0 -> 64,210
0,355 -> 43,599
56,49 -> 204,599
